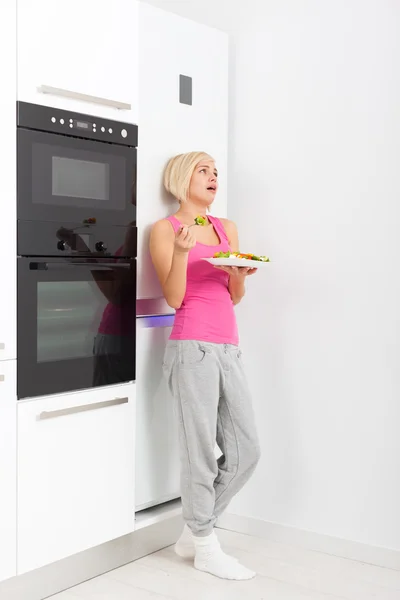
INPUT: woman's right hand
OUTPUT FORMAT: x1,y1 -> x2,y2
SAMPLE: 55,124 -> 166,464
174,225 -> 196,254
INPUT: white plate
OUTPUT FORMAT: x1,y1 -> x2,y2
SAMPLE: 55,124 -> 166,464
202,257 -> 270,268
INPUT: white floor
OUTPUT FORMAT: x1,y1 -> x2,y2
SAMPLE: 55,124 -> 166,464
50,529 -> 400,600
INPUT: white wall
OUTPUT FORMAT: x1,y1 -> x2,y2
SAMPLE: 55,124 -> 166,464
228,0 -> 400,552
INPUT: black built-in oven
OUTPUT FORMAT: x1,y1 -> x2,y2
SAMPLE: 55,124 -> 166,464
16,102 -> 138,399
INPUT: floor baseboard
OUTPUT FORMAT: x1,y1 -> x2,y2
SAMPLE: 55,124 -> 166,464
3,508 -> 398,600
217,513 -> 400,571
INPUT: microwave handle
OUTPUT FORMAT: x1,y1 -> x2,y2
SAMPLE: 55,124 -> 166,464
29,261 -> 132,271
37,85 -> 131,111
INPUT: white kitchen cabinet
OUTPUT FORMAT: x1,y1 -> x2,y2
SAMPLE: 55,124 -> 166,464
0,361 -> 17,583
17,383 -> 136,574
17,0 -> 139,123
0,0 -> 16,362
135,316 -> 180,511
137,3 -> 229,298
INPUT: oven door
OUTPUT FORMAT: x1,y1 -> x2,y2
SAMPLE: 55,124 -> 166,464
17,257 -> 136,399
17,128 -> 136,226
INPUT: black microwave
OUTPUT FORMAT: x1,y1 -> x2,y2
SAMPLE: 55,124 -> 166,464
17,101 -> 138,227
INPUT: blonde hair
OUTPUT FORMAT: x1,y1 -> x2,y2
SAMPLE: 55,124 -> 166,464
163,151 -> 214,203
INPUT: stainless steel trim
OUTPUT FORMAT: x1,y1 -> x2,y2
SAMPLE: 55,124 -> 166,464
0,375 -> 4,382
38,397 -> 129,420
38,85 -> 131,110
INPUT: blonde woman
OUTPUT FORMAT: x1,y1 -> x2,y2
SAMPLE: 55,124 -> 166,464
150,152 -> 260,580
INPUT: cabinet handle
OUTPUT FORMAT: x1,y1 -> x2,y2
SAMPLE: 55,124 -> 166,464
37,85 -> 131,111
0,375 -> 4,382
38,397 -> 129,420
0,343 -> 5,350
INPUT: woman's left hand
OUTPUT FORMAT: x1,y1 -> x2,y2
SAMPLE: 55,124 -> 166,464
215,266 -> 257,278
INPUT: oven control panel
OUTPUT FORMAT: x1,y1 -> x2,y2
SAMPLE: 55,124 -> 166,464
17,101 -> 138,148
18,220 -> 137,259
50,115 -> 129,140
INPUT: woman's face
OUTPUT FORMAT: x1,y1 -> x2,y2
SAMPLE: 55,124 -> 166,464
188,160 -> 218,207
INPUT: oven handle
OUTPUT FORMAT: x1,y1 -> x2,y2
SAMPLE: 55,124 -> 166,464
29,261 -> 132,271
38,397 -> 129,420
37,85 -> 131,111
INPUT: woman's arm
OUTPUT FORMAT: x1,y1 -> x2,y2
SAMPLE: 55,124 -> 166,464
149,220 -> 195,309
220,219 -> 257,305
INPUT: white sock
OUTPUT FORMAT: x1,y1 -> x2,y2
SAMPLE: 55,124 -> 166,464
175,524 -> 195,559
193,531 -> 256,581
175,525 -> 239,561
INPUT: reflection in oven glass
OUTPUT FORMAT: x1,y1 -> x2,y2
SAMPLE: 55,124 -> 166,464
37,281 -> 107,363
91,263 -> 136,387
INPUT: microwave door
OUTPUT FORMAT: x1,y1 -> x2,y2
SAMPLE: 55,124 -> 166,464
17,127 -> 136,226
17,258 -> 136,399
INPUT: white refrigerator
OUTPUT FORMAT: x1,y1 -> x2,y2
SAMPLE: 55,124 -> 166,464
135,302 -> 181,511
135,4 -> 229,510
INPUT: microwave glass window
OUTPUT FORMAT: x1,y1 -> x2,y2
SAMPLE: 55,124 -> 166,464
52,156 -> 109,201
31,141 -> 127,211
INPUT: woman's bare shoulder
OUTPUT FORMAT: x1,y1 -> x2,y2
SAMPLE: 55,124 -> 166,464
151,218 -> 175,236
219,218 -> 238,233
218,218 -> 239,250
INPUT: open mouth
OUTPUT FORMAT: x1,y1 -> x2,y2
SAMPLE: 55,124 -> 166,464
207,186 -> 217,192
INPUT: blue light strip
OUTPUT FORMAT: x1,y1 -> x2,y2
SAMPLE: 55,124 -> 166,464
138,314 -> 175,328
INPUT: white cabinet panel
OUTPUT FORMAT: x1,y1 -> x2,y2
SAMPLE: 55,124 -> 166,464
135,317 -> 180,511
17,383 -> 136,574
0,0 -> 16,362
0,361 -> 17,583
17,0 -> 139,123
137,4 -> 229,298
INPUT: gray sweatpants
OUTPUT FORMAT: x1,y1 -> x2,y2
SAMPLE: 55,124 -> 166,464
163,340 -> 261,537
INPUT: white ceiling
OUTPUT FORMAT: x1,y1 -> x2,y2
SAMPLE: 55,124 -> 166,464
139,0 -> 255,31
139,1 -> 351,31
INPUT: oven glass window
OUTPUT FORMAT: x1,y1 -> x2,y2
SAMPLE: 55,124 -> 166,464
37,281 -> 108,363
52,156 -> 110,201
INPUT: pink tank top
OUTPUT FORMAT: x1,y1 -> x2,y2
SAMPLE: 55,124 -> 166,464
167,215 -> 239,346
